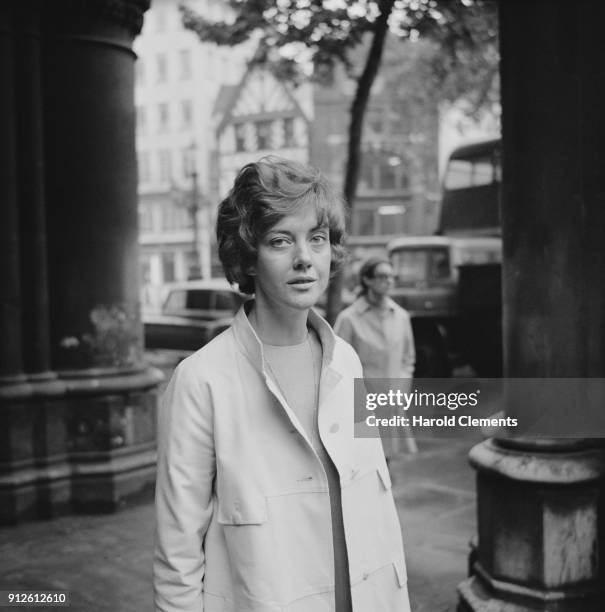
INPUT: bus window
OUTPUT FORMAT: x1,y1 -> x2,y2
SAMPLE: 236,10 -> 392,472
391,247 -> 451,285
440,138 -> 501,236
444,160 -> 473,190
473,159 -> 495,185
444,157 -> 495,190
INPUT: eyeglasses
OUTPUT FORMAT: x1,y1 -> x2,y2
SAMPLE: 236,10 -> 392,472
373,273 -> 394,281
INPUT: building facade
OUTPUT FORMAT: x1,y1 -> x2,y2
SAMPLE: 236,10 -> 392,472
311,41 -> 442,270
213,65 -> 313,198
134,0 -> 251,309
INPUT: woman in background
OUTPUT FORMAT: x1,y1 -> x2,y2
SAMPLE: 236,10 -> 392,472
335,256 -> 417,456
154,158 -> 410,611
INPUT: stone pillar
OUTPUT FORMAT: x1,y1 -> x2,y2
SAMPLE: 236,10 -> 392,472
458,1 -> 605,610
0,4 -> 25,385
15,1 -> 52,379
0,0 -> 161,524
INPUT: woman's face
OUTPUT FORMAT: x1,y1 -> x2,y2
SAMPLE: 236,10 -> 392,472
251,199 -> 331,316
364,262 -> 395,298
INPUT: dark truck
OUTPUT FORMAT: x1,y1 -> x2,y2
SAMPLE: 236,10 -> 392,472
387,138 -> 502,376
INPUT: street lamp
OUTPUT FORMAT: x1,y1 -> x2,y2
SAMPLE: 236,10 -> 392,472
186,142 -> 203,280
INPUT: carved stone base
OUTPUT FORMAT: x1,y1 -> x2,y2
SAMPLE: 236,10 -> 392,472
0,366 -> 162,525
458,573 -> 602,612
457,439 -> 605,612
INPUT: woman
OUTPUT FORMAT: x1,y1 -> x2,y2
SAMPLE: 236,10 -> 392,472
153,158 -> 410,612
334,257 -> 417,455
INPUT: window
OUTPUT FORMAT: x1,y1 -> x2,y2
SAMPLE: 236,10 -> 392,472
139,255 -> 151,284
138,203 -> 153,232
161,201 -> 189,231
136,106 -> 146,134
256,121 -> 272,150
180,50 -> 192,79
187,290 -> 212,310
158,103 -> 169,131
138,151 -> 150,184
379,163 -> 397,190
164,289 -> 186,310
158,150 -> 172,183
360,158 -> 379,192
352,206 -> 375,236
181,100 -> 193,129
444,156 -> 496,190
234,123 -> 246,152
283,117 -> 295,148
182,148 -> 193,178
360,149 -> 406,192
377,207 -> 405,235
157,53 -> 167,82
390,248 -> 451,284
162,252 -> 176,283
214,291 -> 241,311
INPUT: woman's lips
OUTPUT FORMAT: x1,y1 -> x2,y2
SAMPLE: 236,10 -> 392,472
288,278 -> 316,287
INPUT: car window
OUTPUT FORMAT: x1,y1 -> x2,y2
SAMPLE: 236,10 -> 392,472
164,290 -> 186,310
214,291 -> 241,311
187,290 -> 212,310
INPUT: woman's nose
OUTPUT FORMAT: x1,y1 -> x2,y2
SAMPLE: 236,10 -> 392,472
293,241 -> 312,268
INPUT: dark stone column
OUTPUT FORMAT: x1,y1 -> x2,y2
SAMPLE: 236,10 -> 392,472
0,0 -> 161,524
14,1 -> 53,380
39,0 -> 159,516
458,1 -> 605,610
0,3 -> 41,525
41,1 -> 146,373
0,4 -> 25,385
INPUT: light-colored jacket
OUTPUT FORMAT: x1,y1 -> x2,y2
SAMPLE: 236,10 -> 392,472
154,304 -> 410,612
334,296 -> 415,379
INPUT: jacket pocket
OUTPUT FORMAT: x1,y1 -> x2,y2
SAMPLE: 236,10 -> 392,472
203,591 -> 225,612
217,494 -> 267,525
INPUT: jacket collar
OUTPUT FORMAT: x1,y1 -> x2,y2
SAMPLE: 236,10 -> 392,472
353,294 -> 397,314
231,300 -> 337,372
231,300 -> 342,443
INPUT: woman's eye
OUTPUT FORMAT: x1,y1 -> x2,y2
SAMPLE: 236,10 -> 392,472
269,237 -> 290,248
311,233 -> 328,244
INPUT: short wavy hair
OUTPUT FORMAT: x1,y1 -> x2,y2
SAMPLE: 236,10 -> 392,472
358,256 -> 392,295
216,156 -> 347,295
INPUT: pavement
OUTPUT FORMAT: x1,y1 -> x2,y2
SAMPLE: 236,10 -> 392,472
0,355 -> 480,612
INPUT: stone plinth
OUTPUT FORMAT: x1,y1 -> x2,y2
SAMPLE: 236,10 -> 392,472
458,439 -> 605,611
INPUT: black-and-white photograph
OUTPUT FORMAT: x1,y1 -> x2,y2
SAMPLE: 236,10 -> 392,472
1,0 -> 604,610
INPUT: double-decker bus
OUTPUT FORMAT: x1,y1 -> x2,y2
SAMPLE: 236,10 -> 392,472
387,138 -> 502,376
439,137 -> 501,236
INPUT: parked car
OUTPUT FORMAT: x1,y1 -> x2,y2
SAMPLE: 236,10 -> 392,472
144,279 -> 245,352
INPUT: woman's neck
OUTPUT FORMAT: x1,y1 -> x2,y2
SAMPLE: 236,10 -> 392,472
248,301 -> 309,346
365,289 -> 387,308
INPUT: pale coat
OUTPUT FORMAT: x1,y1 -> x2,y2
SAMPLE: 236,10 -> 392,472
153,304 -> 411,612
334,296 -> 415,379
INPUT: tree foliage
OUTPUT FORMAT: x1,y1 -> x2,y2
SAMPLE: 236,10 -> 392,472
181,0 -> 499,321
182,0 -> 497,107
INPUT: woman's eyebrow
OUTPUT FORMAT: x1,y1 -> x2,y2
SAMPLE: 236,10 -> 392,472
265,228 -> 293,236
266,223 -> 328,235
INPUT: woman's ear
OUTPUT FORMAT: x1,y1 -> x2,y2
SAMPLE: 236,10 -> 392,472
245,263 -> 256,276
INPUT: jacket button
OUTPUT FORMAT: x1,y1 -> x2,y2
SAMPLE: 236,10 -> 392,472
330,423 -> 339,433
362,572 -> 370,580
